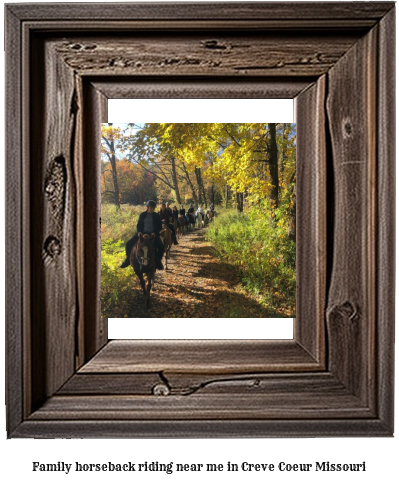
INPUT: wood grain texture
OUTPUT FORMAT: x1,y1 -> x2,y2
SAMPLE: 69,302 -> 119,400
79,340 -> 321,374
326,27 -> 377,405
29,394 -> 371,421
60,371 -> 351,397
92,79 -> 311,100
13,418 -> 391,439
54,34 -> 360,78
5,5 -> 24,436
295,76 -> 326,363
376,7 -> 395,432
34,371 -> 374,422
7,2 -> 394,22
82,82 -> 108,360
5,2 -> 395,438
73,73 -> 85,370
30,37 -> 78,407
58,372 -> 163,395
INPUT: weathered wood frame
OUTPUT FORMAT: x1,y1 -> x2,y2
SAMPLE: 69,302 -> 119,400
5,2 -> 395,438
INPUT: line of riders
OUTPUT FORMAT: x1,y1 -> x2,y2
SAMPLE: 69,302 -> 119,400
120,200 -> 216,271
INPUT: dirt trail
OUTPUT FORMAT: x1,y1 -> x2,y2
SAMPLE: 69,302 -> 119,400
127,226 -> 269,318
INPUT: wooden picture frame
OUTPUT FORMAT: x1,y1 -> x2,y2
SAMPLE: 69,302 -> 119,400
5,2 -> 395,438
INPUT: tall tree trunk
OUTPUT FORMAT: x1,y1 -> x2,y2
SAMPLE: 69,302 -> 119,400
235,192 -> 244,212
201,174 -> 207,208
107,124 -> 120,209
281,123 -> 287,173
225,184 -> 230,208
105,123 -> 121,209
170,156 -> 181,204
182,162 -> 199,207
268,123 -> 279,212
195,167 -> 203,205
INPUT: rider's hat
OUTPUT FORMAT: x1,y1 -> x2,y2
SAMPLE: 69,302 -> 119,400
146,200 -> 157,208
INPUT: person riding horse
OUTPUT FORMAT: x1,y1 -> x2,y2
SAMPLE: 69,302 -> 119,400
179,205 -> 186,217
187,204 -> 195,214
209,203 -> 215,217
159,203 -> 178,245
172,205 -> 179,221
120,200 -> 165,270
171,205 -> 180,234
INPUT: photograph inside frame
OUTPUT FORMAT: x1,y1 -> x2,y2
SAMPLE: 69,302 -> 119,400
101,123 -> 296,320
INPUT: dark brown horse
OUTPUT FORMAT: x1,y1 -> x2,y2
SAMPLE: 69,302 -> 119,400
178,215 -> 187,235
130,233 -> 156,309
187,213 -> 195,231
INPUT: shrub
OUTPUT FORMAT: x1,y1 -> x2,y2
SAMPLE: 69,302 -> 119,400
101,204 -> 145,317
206,207 -> 296,317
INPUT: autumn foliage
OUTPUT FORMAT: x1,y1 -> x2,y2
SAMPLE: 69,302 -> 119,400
101,123 -> 296,318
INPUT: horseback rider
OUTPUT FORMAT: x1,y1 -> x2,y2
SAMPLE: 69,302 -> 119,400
209,203 -> 215,216
172,205 -> 179,221
172,205 -> 181,234
179,205 -> 186,217
159,203 -> 179,244
120,200 -> 165,270
187,204 -> 195,223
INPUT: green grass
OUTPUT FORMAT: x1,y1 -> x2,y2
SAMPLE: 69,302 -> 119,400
101,203 -> 144,242
101,204 -> 144,317
206,208 -> 296,317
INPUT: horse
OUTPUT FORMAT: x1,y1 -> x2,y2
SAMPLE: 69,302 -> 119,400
178,215 -> 187,235
159,223 -> 172,270
206,208 -> 213,223
196,210 -> 205,229
187,213 -> 195,231
130,233 -> 156,309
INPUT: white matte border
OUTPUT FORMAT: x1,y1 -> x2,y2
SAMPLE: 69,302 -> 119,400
108,318 -> 294,339
107,99 -> 295,339
108,99 -> 294,123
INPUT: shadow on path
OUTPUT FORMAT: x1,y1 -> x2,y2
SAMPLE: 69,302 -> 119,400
115,227 -> 276,318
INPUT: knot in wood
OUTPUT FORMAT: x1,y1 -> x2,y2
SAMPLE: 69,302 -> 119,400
45,156 -> 66,222
339,301 -> 358,321
343,119 -> 353,137
44,236 -> 61,258
45,181 -> 56,197
152,383 -> 170,396
201,40 -> 227,50
83,44 -> 97,51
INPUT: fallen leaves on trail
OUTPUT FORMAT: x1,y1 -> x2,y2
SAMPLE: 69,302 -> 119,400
117,227 -> 277,319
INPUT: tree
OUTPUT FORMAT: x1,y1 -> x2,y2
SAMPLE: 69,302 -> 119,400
101,123 -> 124,208
125,123 -> 185,204
116,123 -> 296,227
268,123 -> 279,212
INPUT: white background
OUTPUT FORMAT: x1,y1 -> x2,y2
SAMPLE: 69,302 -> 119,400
1,1 -> 398,486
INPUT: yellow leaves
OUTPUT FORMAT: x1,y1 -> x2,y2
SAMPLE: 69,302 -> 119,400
101,123 -> 124,142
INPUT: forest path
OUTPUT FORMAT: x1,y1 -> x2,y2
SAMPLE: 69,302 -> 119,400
127,225 -> 268,318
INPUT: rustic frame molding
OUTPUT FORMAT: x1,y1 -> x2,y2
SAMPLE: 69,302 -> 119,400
5,2 -> 395,437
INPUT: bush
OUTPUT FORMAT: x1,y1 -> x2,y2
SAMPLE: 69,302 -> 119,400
101,203 -> 143,242
206,207 -> 296,317
101,204 -> 144,317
